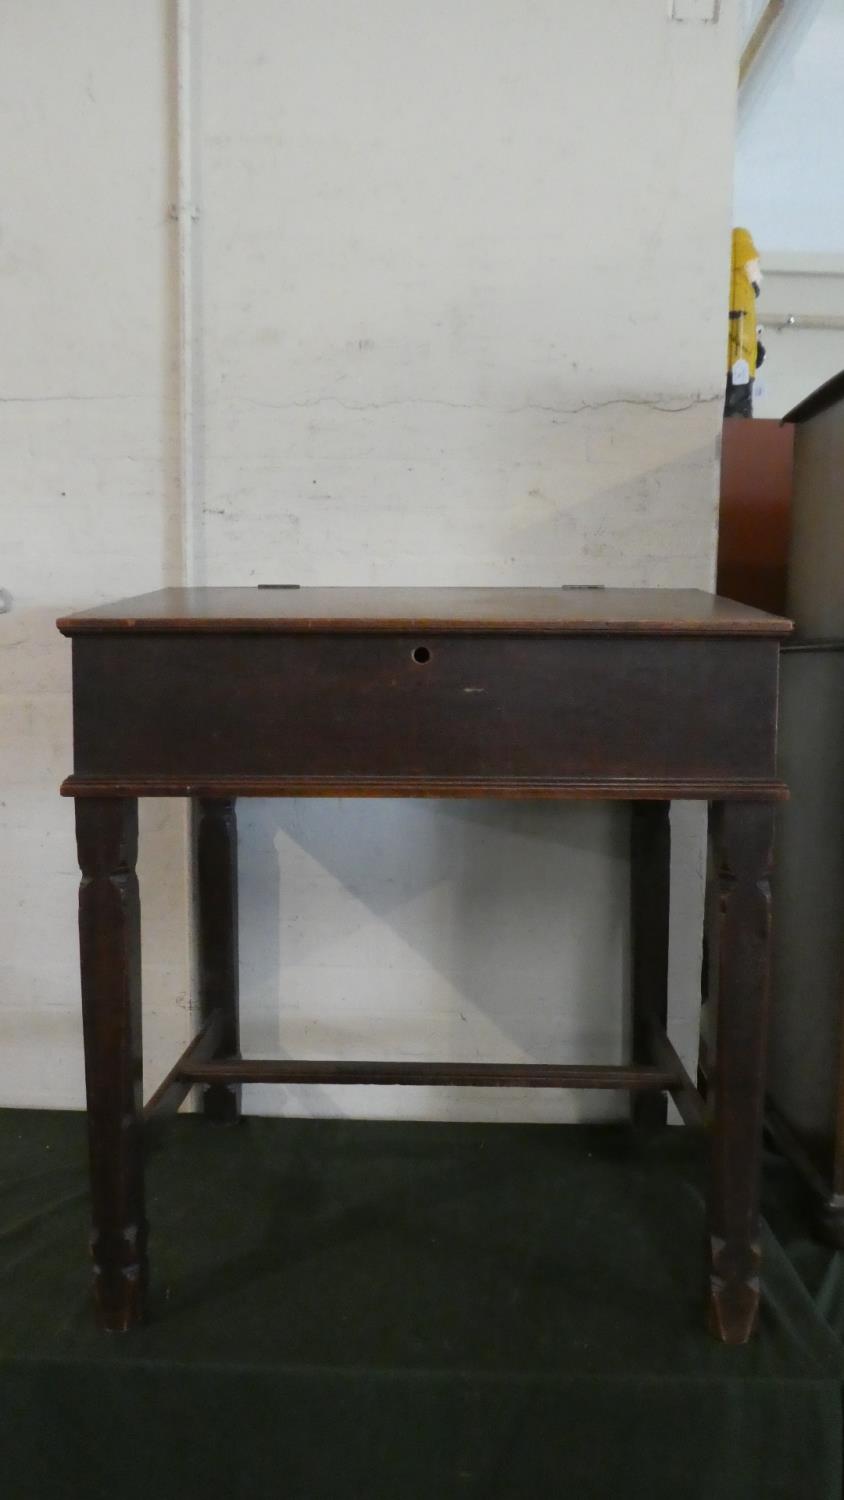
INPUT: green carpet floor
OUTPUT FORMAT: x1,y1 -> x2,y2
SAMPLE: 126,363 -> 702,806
0,1110 -> 841,1499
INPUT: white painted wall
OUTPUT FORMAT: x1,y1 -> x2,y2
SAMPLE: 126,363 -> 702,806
1,1 -> 739,1120
754,258 -> 844,418
0,1 -> 192,1106
734,0 -> 844,418
735,0 -> 844,255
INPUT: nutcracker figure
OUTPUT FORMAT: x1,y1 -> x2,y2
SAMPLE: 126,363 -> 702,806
725,227 -> 766,418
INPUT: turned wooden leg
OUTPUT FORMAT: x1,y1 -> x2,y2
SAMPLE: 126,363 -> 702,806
194,798 -> 241,1121
76,797 -> 147,1331
708,801 -> 775,1344
630,801 -> 671,1126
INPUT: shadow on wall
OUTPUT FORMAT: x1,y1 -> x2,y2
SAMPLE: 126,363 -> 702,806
237,799 -> 632,1124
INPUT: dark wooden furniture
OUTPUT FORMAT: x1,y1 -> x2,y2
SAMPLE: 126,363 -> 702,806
718,416 -> 794,616
761,375 -> 844,1244
58,586 -> 791,1342
716,381 -> 844,1244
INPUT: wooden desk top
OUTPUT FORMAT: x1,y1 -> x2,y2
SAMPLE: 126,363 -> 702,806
58,587 -> 792,638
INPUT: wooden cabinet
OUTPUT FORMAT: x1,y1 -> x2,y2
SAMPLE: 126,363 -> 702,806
718,379 -> 844,1240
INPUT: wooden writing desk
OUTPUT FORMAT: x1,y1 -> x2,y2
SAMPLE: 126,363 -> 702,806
58,586 -> 791,1341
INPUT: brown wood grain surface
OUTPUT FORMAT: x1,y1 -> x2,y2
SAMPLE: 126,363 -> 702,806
66,634 -> 783,796
718,418 -> 794,616
57,586 -> 792,636
76,797 -> 147,1330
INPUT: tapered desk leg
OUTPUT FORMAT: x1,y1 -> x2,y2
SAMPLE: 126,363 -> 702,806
708,801 -> 775,1344
630,801 -> 671,1126
76,797 -> 146,1331
194,798 -> 241,1121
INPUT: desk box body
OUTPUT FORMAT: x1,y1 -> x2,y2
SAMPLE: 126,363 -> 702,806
69,632 -> 781,793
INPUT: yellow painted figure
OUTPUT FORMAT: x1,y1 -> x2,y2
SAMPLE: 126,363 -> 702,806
725,227 -> 765,418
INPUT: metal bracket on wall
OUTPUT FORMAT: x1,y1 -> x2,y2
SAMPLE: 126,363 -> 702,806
671,0 -> 720,21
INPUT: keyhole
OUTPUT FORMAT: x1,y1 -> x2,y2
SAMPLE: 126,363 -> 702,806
412,645 -> 431,664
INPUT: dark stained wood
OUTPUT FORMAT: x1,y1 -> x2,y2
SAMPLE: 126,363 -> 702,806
76,797 -> 147,1332
63,774 -> 789,802
736,381 -> 844,1245
57,586 -> 792,637
784,367 -> 844,424
142,1008 -> 224,1124
718,417 -> 794,615
645,1017 -> 705,1129
630,802 -> 671,1126
179,1058 -> 678,1090
58,586 -> 788,1340
707,801 -> 775,1345
66,635 -> 784,793
194,799 -> 241,1122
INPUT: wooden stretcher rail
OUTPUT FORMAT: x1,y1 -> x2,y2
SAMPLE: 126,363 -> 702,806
143,1009 -> 224,1122
61,774 -> 790,802
645,1017 -> 706,1128
178,1058 -> 679,1090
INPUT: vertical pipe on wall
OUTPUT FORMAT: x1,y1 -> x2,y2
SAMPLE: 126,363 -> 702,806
175,0 -> 198,589
173,0 -> 202,1074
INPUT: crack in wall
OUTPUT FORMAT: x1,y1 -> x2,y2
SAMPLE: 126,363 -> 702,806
0,393 -> 721,415
234,394 -> 721,418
